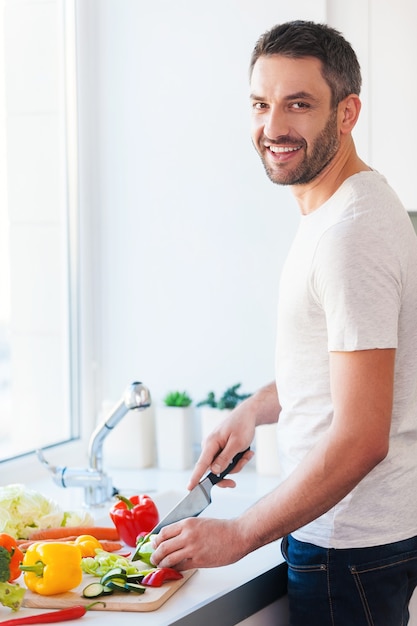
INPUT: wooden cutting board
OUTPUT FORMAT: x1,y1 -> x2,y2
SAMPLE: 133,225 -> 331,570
22,569 -> 196,612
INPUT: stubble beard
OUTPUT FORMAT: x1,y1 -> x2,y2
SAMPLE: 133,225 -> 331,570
259,109 -> 340,186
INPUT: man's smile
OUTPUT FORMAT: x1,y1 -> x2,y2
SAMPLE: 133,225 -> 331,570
268,145 -> 302,154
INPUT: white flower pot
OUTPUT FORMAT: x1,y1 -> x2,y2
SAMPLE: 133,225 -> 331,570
102,404 -> 156,469
155,406 -> 194,470
255,423 -> 281,476
200,407 -> 231,442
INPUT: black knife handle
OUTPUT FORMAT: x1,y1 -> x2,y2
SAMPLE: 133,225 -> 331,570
206,447 -> 250,485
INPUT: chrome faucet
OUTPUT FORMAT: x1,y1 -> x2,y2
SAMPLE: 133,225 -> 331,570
37,381 -> 151,507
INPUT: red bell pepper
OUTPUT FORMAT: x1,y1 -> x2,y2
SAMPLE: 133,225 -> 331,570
0,533 -> 24,582
109,494 -> 159,547
141,567 -> 183,587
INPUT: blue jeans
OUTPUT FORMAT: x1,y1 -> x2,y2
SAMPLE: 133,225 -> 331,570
281,534 -> 417,626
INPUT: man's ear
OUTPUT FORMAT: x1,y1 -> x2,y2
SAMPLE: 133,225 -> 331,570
339,94 -> 361,134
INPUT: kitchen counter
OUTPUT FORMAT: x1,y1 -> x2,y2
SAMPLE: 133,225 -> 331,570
8,463 -> 288,625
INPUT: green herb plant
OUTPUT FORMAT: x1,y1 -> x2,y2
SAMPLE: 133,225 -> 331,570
197,383 -> 251,410
163,391 -> 192,408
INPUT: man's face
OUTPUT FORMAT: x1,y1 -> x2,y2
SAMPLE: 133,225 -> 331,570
250,55 -> 340,186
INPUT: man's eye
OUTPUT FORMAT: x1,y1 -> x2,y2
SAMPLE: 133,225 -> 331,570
292,102 -> 309,109
253,102 -> 268,110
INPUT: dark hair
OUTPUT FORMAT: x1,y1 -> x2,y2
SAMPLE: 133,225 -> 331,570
249,20 -> 362,107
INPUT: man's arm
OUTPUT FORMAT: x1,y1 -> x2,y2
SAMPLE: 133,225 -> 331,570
151,348 -> 395,569
232,347 -> 395,552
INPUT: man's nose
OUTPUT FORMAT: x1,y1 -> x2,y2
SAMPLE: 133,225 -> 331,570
264,108 -> 289,140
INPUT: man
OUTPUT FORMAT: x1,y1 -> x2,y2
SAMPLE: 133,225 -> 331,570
151,21 -> 417,625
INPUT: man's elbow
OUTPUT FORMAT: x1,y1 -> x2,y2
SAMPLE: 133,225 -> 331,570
367,439 -> 390,469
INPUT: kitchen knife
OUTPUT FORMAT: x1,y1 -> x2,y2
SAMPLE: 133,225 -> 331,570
131,447 -> 249,561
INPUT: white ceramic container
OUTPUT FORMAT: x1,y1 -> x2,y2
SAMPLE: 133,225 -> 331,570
255,423 -> 281,476
155,405 -> 194,470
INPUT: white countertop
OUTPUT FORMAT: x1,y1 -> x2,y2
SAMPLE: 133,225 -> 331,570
4,463 -> 285,625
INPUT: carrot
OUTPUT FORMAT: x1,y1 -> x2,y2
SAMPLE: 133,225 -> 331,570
95,540 -> 123,552
27,526 -> 119,541
17,538 -> 123,553
17,537 -> 79,549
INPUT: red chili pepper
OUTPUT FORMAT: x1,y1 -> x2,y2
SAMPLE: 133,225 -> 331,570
109,494 -> 159,547
0,602 -> 104,625
141,567 -> 183,587
0,533 -> 24,582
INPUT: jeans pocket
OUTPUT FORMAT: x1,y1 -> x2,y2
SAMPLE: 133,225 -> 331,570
281,534 -> 327,573
349,549 -> 417,626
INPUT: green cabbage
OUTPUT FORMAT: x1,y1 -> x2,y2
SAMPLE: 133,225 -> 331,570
0,483 -> 94,539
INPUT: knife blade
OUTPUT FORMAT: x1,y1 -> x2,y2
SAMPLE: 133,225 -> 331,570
131,447 -> 249,561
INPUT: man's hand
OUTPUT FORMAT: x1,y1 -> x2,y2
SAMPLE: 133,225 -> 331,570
188,382 -> 279,490
150,517 -> 246,570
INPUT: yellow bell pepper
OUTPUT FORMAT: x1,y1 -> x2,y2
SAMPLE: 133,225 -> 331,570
20,541 -> 83,595
71,534 -> 102,558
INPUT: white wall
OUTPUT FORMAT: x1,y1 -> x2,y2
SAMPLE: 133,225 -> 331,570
77,0 -> 326,413
76,0 -> 417,429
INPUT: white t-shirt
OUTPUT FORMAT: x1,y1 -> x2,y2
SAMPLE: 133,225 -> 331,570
275,171 -> 417,548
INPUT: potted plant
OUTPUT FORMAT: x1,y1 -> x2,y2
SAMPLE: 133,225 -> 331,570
197,383 -> 251,441
155,391 -> 194,470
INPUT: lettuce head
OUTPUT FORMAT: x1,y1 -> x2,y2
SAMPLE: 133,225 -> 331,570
0,483 -> 94,539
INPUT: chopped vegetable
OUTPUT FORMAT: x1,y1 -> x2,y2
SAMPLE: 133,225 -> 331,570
81,568 -> 147,598
133,534 -> 156,565
109,494 -> 159,547
0,534 -> 24,582
100,567 -> 127,586
20,542 -> 83,595
105,580 -> 131,593
81,549 -> 140,577
0,602 -> 105,624
141,567 -> 183,587
82,582 -> 113,598
0,581 -> 26,611
124,582 -> 146,594
0,484 -> 94,540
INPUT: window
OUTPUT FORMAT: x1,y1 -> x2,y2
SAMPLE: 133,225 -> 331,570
0,0 -> 80,464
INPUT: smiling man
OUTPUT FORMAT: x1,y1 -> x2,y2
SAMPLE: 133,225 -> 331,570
251,56 -> 342,190
151,21 -> 417,625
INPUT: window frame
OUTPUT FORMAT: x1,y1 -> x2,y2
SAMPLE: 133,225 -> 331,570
0,0 -> 96,483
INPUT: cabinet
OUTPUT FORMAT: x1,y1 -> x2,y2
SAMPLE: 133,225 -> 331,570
329,0 -> 417,212
236,597 -> 289,626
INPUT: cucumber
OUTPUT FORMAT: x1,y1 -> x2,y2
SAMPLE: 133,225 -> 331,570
84,566 -> 149,597
125,582 -> 146,594
82,582 -> 114,598
126,573 -> 145,584
100,567 -> 127,585
106,580 -> 131,593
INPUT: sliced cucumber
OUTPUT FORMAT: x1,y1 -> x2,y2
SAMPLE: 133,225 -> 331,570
100,567 -> 127,586
82,582 -> 114,598
84,566 -> 149,597
125,582 -> 146,594
106,580 -> 131,593
125,573 -> 145,584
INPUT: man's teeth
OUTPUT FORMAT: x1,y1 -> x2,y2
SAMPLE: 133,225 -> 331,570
269,145 -> 301,153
